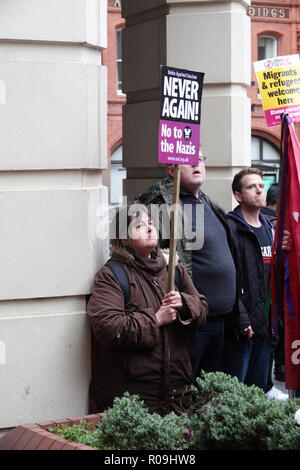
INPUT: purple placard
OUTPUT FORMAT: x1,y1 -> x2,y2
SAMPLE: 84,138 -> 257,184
158,120 -> 200,165
158,66 -> 204,165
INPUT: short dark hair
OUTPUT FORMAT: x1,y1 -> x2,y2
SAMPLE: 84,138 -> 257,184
266,182 -> 279,206
110,204 -> 149,248
232,167 -> 263,193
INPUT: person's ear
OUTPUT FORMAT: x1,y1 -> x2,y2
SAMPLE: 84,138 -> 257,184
233,191 -> 242,204
166,166 -> 175,179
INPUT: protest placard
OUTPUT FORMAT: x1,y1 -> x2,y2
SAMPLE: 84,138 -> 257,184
254,54 -> 300,127
158,65 -> 204,165
158,66 -> 204,290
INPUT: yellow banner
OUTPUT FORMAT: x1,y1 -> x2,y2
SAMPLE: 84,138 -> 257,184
256,65 -> 300,110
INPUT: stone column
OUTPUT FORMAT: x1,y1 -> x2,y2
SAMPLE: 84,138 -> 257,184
122,0 -> 251,211
0,0 -> 108,429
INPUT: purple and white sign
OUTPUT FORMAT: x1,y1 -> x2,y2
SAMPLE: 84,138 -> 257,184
158,66 -> 204,165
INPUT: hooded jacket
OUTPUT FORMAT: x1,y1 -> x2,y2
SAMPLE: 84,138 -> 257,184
227,206 -> 274,338
87,246 -> 207,416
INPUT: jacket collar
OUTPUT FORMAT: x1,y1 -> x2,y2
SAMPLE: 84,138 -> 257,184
111,246 -> 166,275
227,205 -> 274,238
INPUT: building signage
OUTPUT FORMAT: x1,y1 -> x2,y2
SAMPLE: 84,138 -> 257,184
158,65 -> 204,165
247,7 -> 289,19
109,0 -> 121,8
254,54 -> 300,127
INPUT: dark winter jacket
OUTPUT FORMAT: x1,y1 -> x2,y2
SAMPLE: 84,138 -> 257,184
87,246 -> 207,416
260,206 -> 277,228
227,206 -> 274,338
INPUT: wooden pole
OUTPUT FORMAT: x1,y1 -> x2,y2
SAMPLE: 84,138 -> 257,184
167,164 -> 181,292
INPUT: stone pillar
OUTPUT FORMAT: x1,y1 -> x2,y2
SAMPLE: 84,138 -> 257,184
0,0 -> 108,429
122,0 -> 251,211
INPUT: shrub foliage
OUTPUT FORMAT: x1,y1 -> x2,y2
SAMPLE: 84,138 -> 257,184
190,372 -> 300,450
100,392 -> 189,450
49,372 -> 300,450
48,420 -> 105,449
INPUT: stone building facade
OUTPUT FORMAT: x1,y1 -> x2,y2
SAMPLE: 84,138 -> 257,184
107,1 -> 300,199
0,0 -> 108,432
249,1 -> 300,183
103,0 -> 125,204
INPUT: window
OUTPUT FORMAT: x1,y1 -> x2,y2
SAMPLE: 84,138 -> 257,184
251,136 -> 280,162
110,146 -> 126,204
251,136 -> 280,183
258,36 -> 277,60
116,29 -> 123,94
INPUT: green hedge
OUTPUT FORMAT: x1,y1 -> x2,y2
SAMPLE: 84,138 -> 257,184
100,393 -> 189,450
50,372 -> 300,450
190,372 -> 300,450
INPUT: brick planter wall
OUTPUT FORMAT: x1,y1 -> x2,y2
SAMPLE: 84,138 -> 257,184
0,413 -> 106,450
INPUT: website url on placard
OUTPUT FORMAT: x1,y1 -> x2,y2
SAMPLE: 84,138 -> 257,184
167,156 -> 189,163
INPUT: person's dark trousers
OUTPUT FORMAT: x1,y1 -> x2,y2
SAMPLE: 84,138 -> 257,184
221,335 -> 272,391
266,352 -> 274,393
266,335 -> 279,392
188,316 -> 225,382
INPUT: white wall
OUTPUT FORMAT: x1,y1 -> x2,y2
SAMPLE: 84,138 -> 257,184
0,0 -> 108,428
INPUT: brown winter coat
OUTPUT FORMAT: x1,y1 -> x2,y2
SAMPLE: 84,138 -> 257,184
87,246 -> 207,416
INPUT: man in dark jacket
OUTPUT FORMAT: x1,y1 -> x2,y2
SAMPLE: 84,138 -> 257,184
134,152 -> 243,380
222,168 -> 290,392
